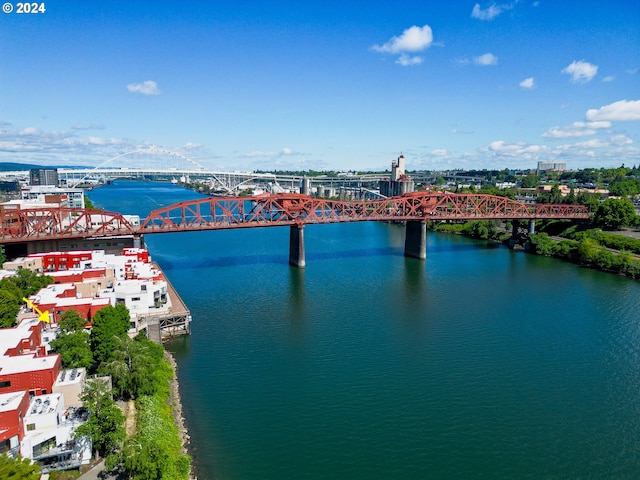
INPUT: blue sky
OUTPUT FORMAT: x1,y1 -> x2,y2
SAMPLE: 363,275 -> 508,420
1,0 -> 639,172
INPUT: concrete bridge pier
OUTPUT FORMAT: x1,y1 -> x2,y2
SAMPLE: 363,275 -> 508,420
509,219 -> 536,249
289,224 -> 306,268
404,220 -> 427,260
509,220 -> 520,248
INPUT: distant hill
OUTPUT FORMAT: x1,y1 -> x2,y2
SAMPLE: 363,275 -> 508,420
0,162 -> 42,171
0,163 -> 92,171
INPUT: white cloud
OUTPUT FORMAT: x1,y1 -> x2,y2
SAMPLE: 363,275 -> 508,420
585,99 -> 640,121
602,75 -> 614,82
127,80 -> 161,95
372,25 -> 433,66
560,135 -> 632,151
245,150 -> 276,158
519,77 -> 535,89
431,149 -> 448,156
0,123 -> 147,166
396,54 -> 423,67
542,121 -> 611,138
485,140 -> 547,157
471,2 -> 517,20
562,61 -> 598,83
372,25 -> 433,54
474,53 -> 498,66
244,147 -> 299,158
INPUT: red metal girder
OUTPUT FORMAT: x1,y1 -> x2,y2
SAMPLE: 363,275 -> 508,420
0,193 -> 591,243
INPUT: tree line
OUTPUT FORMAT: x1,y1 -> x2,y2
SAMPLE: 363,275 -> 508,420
0,301 -> 190,479
53,304 -> 191,479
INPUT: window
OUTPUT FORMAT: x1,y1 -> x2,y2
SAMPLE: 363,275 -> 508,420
132,297 -> 140,302
27,424 -> 36,431
0,381 -> 11,388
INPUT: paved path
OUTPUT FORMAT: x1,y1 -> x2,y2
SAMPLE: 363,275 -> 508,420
77,460 -> 105,480
77,460 -> 127,480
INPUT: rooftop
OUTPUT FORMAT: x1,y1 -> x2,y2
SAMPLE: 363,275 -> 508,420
0,391 -> 27,413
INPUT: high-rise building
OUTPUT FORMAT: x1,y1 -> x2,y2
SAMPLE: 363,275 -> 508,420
29,168 -> 59,186
536,162 -> 566,174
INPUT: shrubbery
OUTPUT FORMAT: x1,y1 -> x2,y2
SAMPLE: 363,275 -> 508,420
529,232 -> 640,278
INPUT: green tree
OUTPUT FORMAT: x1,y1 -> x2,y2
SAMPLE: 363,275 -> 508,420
58,309 -> 87,333
520,174 -> 538,188
90,304 -> 132,369
6,269 -> 53,297
49,331 -> 93,369
115,395 -> 190,480
549,184 -> 562,204
576,238 -> 600,265
576,191 -> 601,211
0,453 -> 40,479
0,270 -> 53,328
104,336 -> 171,400
530,233 -> 558,256
565,187 -> 576,204
593,198 -> 637,229
0,289 -> 21,328
74,378 -> 125,458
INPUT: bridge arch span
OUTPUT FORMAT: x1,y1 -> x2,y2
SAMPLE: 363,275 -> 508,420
69,147 -> 207,187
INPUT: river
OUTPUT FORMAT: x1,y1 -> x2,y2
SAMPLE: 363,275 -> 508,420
89,181 -> 640,479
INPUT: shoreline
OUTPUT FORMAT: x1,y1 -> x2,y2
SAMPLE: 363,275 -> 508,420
150,259 -> 195,477
166,350 -> 195,478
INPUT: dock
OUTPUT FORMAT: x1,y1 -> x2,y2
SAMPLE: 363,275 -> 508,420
142,264 -> 192,343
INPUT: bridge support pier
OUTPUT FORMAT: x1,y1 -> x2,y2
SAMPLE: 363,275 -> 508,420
529,220 -> 536,235
404,220 -> 427,260
289,224 -> 306,268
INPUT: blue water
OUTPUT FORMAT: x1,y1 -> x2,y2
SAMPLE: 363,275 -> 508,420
90,181 -> 640,479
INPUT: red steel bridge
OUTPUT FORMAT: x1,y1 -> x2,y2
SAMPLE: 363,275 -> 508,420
0,192 -> 590,267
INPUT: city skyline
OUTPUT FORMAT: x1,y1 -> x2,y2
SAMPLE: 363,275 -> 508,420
1,0 -> 639,172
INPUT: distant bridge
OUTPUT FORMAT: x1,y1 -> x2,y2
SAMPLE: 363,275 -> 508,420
0,192 -> 590,267
51,148 -> 388,193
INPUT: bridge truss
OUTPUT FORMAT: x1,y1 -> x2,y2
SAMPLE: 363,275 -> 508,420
0,192 -> 590,243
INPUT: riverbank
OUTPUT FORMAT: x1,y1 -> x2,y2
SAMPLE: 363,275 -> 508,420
151,262 -> 194,477
431,220 -> 640,279
166,351 -> 192,459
